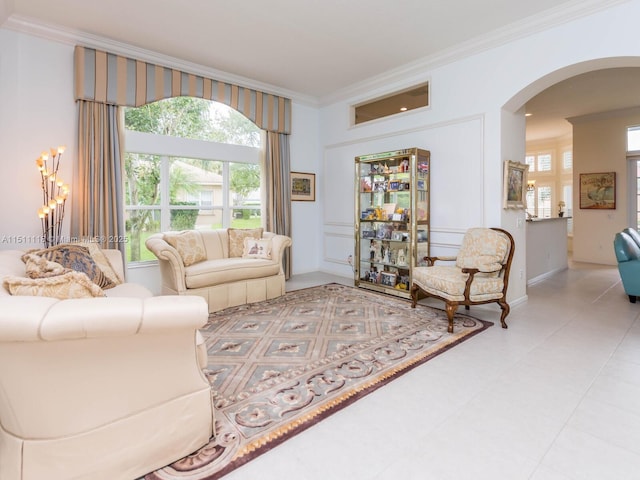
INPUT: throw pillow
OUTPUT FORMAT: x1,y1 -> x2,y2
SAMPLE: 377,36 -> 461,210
22,253 -> 71,278
25,244 -> 115,289
241,237 -> 273,259
75,240 -> 123,285
164,231 -> 207,266
3,271 -> 106,299
228,227 -> 263,258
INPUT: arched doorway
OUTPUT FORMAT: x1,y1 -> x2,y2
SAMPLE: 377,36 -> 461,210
502,58 -> 640,282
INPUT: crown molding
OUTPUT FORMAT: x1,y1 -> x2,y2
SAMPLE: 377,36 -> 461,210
2,14 -> 320,107
319,0 -> 630,106
3,0 -> 629,110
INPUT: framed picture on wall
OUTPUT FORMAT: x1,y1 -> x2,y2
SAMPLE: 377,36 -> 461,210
579,172 -> 616,209
503,160 -> 528,209
291,172 -> 316,201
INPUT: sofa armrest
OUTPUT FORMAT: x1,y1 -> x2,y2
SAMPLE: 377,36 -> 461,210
0,295 -> 211,441
145,233 -> 188,293
102,248 -> 126,282
264,232 -> 292,272
0,295 -> 208,342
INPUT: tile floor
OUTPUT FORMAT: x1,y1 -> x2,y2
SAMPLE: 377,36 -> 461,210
221,262 -> 640,480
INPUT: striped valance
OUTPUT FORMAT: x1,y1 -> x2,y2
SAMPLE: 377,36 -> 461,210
74,46 -> 291,134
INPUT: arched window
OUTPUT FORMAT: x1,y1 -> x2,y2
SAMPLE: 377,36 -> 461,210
123,97 -> 262,262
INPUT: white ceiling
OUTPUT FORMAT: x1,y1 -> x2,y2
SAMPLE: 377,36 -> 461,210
4,0 -> 640,140
525,67 -> 640,141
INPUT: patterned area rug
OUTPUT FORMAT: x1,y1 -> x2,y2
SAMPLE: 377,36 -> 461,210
146,283 -> 492,479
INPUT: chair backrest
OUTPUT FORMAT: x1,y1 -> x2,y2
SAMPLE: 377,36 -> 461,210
614,231 -> 640,262
456,228 -> 513,274
623,227 -> 640,248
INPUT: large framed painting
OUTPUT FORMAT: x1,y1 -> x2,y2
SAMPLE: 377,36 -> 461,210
503,160 -> 528,209
580,172 -> 616,209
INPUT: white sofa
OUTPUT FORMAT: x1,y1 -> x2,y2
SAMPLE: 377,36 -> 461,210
0,248 -> 215,480
146,228 -> 292,313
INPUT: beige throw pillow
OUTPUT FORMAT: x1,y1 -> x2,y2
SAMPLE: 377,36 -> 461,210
25,244 -> 115,289
3,271 -> 106,299
228,228 -> 263,258
164,231 -> 207,266
242,237 -> 273,259
22,253 -> 71,278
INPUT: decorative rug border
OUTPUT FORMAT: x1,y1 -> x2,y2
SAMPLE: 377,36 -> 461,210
147,283 -> 493,480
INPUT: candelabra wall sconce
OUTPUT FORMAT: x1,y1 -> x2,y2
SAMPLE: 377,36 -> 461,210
36,146 -> 70,248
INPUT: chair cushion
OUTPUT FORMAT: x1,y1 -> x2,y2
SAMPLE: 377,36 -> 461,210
413,265 -> 505,302
184,258 -> 280,289
455,228 -> 510,275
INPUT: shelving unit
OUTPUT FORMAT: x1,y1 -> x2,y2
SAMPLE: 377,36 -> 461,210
354,148 -> 430,299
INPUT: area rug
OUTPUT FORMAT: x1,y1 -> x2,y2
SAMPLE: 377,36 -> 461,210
146,283 -> 492,479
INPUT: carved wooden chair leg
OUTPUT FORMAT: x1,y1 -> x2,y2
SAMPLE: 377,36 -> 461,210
498,299 -> 510,329
410,284 -> 420,308
445,302 -> 458,333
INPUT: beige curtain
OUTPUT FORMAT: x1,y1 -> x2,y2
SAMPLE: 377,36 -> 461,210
263,131 -> 292,279
73,45 -> 293,267
70,101 -> 125,254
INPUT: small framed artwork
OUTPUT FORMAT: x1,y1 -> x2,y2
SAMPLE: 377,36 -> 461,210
291,172 -> 316,201
579,172 -> 616,209
380,271 -> 397,287
503,160 -> 528,209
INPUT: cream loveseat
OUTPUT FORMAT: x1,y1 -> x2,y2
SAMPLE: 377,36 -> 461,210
0,247 -> 214,480
146,228 -> 292,313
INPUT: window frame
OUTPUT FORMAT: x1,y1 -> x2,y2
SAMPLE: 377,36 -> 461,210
124,130 -> 262,264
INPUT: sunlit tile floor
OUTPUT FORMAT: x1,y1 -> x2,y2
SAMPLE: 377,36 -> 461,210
221,262 -> 640,480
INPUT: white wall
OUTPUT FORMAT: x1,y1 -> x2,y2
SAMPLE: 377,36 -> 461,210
570,107 -> 640,265
4,1 -> 640,299
0,29 -> 76,250
289,102 -> 322,275
0,27 -> 322,289
317,0 -> 640,304
0,0 -> 9,25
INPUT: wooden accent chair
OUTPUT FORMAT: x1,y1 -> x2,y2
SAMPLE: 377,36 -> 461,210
411,227 -> 515,333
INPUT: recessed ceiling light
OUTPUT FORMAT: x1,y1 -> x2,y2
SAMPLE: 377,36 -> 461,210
525,113 -> 533,117
400,107 -> 408,111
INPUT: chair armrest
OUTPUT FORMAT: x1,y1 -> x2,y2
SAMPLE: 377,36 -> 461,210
424,255 -> 456,266
145,234 -> 187,293
460,267 -> 481,299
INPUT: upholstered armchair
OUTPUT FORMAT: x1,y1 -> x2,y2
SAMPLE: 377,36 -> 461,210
411,227 -> 515,333
613,229 -> 640,303
0,293 -> 215,480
